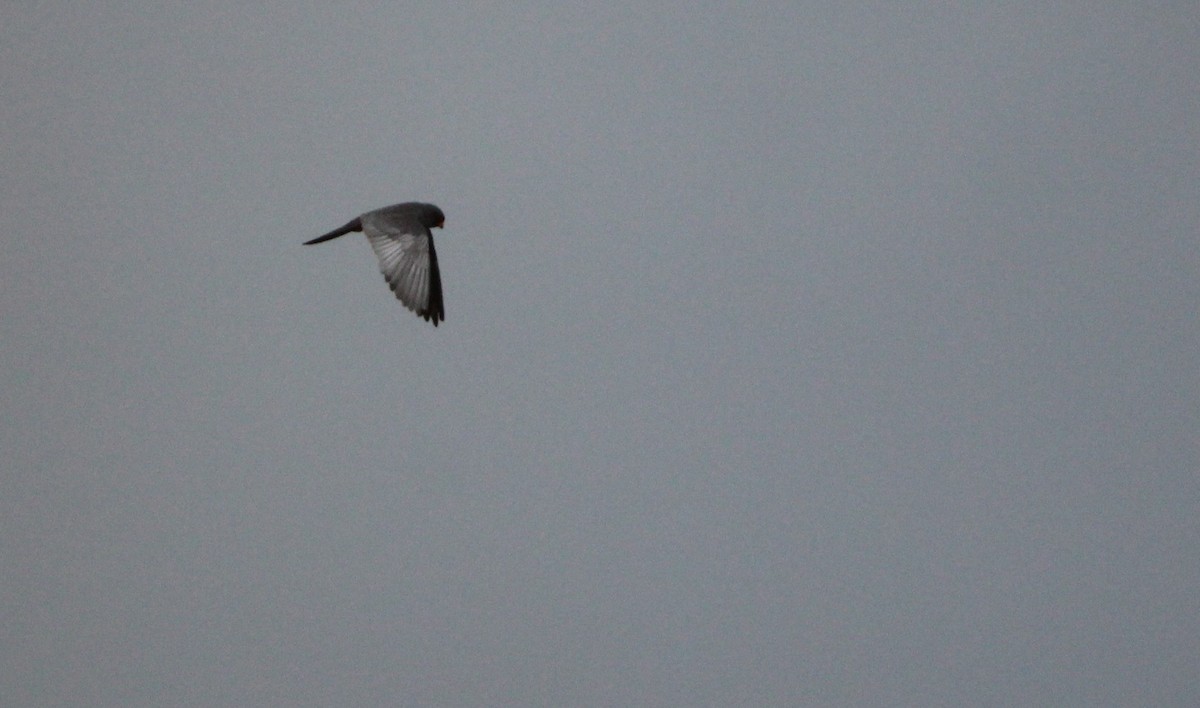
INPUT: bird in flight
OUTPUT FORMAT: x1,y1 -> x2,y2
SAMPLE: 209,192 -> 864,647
305,202 -> 446,326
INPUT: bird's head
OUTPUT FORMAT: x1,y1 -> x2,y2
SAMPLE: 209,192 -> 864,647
422,204 -> 446,230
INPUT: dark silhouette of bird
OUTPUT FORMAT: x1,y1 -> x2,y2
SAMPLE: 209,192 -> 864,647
305,202 -> 446,326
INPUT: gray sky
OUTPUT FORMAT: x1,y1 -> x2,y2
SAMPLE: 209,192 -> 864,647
3,3 -> 1198,706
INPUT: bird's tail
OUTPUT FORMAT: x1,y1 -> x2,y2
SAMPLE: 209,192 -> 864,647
303,217 -> 363,245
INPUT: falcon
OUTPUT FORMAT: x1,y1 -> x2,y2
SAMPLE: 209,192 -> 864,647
305,202 -> 446,325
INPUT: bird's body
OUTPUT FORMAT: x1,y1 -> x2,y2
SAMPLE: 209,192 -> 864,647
305,202 -> 446,326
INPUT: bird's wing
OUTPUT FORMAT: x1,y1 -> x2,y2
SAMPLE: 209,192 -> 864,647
362,212 -> 444,325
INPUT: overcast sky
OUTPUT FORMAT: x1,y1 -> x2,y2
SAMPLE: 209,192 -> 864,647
3,3 -> 1198,706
